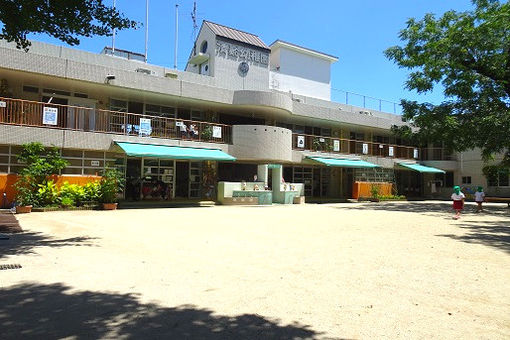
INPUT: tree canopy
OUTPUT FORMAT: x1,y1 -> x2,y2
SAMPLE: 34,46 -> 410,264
385,0 -> 510,163
0,0 -> 137,50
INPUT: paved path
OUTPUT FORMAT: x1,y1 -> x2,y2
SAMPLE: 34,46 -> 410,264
1,201 -> 509,339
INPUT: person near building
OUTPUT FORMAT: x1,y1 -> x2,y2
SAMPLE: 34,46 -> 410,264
178,122 -> 188,138
451,185 -> 465,219
189,123 -> 198,139
474,186 -> 486,213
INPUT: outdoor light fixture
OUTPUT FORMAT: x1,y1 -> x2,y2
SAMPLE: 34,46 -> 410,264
105,74 -> 116,83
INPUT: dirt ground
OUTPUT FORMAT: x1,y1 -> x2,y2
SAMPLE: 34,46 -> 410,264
1,201 -> 509,339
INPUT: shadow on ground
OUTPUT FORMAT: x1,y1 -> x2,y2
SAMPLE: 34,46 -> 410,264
0,282 -> 322,340
436,220 -> 510,254
334,201 -> 510,217
0,232 -> 97,259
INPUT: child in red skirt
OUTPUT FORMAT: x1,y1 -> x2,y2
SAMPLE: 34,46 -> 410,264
451,185 -> 465,219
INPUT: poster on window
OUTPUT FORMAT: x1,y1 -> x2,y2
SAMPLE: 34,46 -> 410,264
388,146 -> 394,157
362,143 -> 369,155
333,139 -> 340,152
297,135 -> 305,148
43,107 -> 58,125
139,118 -> 152,136
413,148 -> 419,159
212,126 -> 222,138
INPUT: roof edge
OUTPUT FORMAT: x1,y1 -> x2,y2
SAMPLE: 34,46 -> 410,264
270,40 -> 338,62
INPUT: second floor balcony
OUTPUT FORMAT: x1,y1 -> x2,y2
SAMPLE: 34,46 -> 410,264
0,97 -> 232,144
292,134 -> 456,161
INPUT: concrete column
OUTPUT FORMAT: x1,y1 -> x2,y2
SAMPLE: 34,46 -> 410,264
271,165 -> 283,191
257,164 -> 268,187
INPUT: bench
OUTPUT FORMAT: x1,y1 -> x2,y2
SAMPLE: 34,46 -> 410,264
485,197 -> 510,207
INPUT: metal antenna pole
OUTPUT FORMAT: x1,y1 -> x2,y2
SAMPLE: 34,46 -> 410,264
112,0 -> 116,53
145,0 -> 149,63
191,1 -> 197,41
174,4 -> 179,69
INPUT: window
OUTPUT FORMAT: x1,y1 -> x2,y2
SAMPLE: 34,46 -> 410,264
200,41 -> 208,53
487,169 -> 509,187
43,88 -> 71,96
110,99 -> 128,113
23,85 -> 38,93
462,176 -> 471,184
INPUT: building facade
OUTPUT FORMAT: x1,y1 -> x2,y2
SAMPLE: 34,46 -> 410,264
0,20 -> 505,203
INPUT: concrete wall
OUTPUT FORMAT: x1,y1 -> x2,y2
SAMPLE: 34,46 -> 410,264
0,125 -> 231,154
213,38 -> 270,91
270,47 -> 332,100
230,125 -> 292,162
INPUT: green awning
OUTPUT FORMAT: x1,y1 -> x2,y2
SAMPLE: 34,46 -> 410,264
397,162 -> 445,173
306,156 -> 379,168
116,142 -> 236,161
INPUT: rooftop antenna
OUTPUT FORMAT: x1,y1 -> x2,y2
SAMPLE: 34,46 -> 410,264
145,0 -> 149,63
174,4 -> 178,69
112,0 -> 116,53
191,1 -> 198,41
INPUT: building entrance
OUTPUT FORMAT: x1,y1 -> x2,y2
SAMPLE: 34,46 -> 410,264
175,161 -> 190,198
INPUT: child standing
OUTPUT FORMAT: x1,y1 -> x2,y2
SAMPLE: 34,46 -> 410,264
474,186 -> 485,213
451,185 -> 465,219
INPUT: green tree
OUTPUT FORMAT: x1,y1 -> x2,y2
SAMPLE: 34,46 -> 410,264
385,0 -> 510,163
0,0 -> 137,50
14,142 -> 68,206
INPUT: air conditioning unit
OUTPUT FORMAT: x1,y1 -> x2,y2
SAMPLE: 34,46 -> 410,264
135,68 -> 155,75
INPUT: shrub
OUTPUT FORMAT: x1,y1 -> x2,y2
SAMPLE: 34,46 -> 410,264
83,181 -> 100,203
201,126 -> 213,140
60,196 -> 74,208
14,142 -> 68,207
60,182 -> 86,206
99,169 -> 124,203
36,181 -> 59,207
369,184 -> 381,199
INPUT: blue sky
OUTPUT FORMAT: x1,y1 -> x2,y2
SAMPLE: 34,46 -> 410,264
27,0 -> 473,113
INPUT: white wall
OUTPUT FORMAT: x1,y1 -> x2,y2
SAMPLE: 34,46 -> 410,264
270,47 -> 332,100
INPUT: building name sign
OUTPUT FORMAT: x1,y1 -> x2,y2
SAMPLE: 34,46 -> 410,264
216,41 -> 269,65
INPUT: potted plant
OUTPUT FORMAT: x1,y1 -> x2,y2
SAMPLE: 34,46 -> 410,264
99,169 -> 124,210
13,175 -> 34,213
201,126 -> 213,141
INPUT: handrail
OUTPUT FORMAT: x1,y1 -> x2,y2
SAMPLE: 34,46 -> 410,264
0,96 -> 232,144
291,133 -> 419,160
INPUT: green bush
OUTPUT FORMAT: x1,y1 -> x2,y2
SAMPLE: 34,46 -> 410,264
36,181 -> 59,207
99,169 -> 124,203
14,142 -> 68,207
60,196 -> 74,207
370,184 -> 381,199
83,181 -> 100,203
60,182 -> 86,206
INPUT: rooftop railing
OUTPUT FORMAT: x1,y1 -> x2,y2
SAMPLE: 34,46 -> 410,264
0,97 -> 232,144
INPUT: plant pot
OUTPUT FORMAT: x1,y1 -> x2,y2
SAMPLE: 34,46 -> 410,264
102,203 -> 118,210
16,205 -> 33,214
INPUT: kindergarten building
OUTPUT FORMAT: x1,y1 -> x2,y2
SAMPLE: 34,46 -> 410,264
0,20 -> 505,204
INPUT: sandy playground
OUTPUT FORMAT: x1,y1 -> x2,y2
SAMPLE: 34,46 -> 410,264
1,200 -> 509,339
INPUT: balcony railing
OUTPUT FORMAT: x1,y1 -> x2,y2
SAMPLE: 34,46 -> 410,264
292,133 -> 419,160
0,97 -> 232,144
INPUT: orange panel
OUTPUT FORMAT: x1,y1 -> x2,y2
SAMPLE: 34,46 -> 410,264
352,181 -> 393,199
0,174 -> 101,206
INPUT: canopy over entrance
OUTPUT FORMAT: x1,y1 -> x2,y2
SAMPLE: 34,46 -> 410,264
397,162 -> 445,173
306,156 -> 379,168
116,142 -> 236,161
